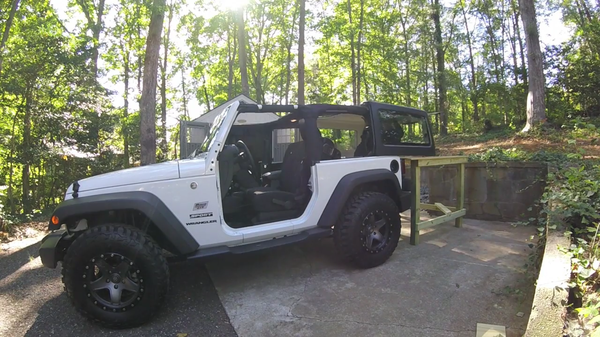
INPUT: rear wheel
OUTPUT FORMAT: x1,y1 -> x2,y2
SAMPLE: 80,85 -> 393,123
334,192 -> 402,268
62,224 -> 169,329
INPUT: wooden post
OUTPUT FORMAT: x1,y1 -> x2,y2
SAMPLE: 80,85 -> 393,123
410,161 -> 421,245
405,155 -> 467,245
455,163 -> 465,228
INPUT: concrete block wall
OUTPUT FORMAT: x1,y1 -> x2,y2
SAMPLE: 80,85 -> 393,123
417,162 -> 548,221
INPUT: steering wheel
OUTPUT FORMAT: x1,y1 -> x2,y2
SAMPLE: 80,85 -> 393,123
235,140 -> 257,178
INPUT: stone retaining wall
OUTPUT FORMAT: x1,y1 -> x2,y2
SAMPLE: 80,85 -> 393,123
415,162 -> 548,221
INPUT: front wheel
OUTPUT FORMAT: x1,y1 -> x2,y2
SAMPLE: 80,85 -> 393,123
334,192 -> 402,269
61,224 -> 169,329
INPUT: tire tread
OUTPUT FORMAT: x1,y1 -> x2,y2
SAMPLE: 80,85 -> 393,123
61,224 -> 169,329
333,191 -> 401,268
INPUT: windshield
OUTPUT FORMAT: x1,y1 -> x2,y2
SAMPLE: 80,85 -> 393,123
189,104 -> 232,158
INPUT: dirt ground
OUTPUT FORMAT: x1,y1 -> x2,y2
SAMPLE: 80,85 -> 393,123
0,221 -> 48,244
437,133 -> 600,158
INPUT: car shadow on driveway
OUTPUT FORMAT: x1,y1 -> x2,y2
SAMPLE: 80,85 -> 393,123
0,238 -> 43,281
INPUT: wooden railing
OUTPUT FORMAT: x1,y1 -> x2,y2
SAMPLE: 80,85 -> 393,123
405,156 -> 468,245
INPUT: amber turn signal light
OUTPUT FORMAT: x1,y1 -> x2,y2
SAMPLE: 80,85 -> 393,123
51,216 -> 59,225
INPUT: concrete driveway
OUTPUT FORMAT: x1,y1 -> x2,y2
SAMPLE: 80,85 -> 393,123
206,217 -> 536,337
0,218 -> 536,337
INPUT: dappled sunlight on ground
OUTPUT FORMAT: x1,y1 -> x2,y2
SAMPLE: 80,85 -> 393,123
424,238 -> 448,248
1,235 -> 45,258
0,256 -> 44,285
400,213 -> 536,274
451,240 -> 524,264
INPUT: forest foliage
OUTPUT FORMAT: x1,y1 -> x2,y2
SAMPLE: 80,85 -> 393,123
0,0 -> 599,218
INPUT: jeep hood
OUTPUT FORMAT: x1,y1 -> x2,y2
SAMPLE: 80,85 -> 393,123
65,160 -> 181,194
64,154 -> 209,196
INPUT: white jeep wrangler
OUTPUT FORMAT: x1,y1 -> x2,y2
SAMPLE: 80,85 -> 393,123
39,101 -> 435,328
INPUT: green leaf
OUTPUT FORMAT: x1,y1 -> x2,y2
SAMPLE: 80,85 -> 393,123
579,268 -> 596,279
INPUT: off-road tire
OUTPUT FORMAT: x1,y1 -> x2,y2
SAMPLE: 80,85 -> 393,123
333,192 -> 402,268
62,224 -> 169,329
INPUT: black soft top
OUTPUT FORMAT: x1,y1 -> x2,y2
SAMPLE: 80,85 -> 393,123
237,103 -> 370,118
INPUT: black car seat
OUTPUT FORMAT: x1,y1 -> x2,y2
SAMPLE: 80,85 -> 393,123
354,127 -> 373,157
219,144 -> 249,215
322,138 -> 342,160
218,144 -> 240,199
245,118 -> 320,222
382,120 -> 405,145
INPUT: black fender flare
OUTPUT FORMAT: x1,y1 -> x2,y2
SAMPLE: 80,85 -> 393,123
316,169 -> 409,228
48,191 -> 199,255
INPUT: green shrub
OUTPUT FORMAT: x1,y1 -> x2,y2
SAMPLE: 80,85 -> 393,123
468,147 -> 576,168
544,165 -> 600,229
541,165 -> 600,334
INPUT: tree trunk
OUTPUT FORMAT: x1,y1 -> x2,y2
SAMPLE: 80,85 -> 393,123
160,2 -> 173,160
227,14 -> 235,100
0,0 -> 20,75
432,50 -> 439,134
137,25 -> 143,92
249,9 -> 267,105
91,0 -> 106,77
509,11 -> 520,86
181,65 -> 189,119
285,43 -> 292,104
6,107 -> 18,214
237,8 -> 250,97
512,0 -> 525,121
140,0 -> 167,166
285,6 -> 298,105
135,0 -> 143,93
483,17 -> 501,82
433,0 -> 448,135
202,73 -> 212,111
356,0 -> 364,104
461,98 -> 466,133
22,89 -> 32,214
422,43 -> 430,111
298,0 -> 306,105
460,0 -> 478,122
513,0 -> 528,86
399,11 -> 411,107
365,49 -> 371,100
518,0 -> 545,132
31,164 -> 37,210
347,0 -> 357,105
122,42 -> 130,168
509,14 -> 523,120
76,0 -> 105,77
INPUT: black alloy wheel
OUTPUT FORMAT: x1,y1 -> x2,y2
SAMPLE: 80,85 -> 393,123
62,224 -> 169,329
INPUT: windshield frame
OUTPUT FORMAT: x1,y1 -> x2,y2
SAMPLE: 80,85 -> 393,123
192,104 -> 232,158
203,101 -> 241,174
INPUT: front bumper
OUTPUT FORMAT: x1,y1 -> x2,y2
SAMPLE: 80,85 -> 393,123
39,230 -> 74,268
